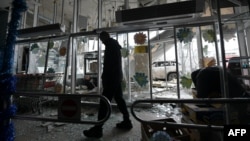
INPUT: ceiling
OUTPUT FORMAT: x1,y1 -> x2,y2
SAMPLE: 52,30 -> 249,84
0,0 -> 203,32
0,0 -> 248,34
1,0 -> 247,62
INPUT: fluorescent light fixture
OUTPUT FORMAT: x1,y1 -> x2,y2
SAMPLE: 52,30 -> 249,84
116,0 -> 205,25
17,23 -> 65,38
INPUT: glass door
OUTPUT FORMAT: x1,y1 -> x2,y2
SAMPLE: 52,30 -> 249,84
117,31 -> 151,102
174,21 -> 242,99
15,37 -> 68,93
69,33 -> 99,94
45,38 -> 68,93
149,28 -> 181,99
174,23 -> 219,99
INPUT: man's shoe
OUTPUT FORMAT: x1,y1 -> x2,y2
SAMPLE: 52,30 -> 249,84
116,120 -> 133,130
83,126 -> 103,138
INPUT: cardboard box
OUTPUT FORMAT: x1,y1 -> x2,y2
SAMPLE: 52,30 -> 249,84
141,118 -> 190,141
182,104 -> 224,125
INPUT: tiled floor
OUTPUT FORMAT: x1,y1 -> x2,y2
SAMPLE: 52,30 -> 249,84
13,104 -> 169,141
14,110 -> 139,141
13,100 -> 186,141
13,86 -> 193,141
13,114 -> 141,141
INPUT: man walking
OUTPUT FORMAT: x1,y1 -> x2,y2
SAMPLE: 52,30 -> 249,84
83,31 -> 133,138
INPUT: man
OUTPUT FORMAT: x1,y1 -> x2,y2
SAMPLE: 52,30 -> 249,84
191,66 -> 245,98
83,31 -> 133,138
191,66 -> 250,124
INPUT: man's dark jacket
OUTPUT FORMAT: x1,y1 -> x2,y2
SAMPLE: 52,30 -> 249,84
102,38 -> 122,87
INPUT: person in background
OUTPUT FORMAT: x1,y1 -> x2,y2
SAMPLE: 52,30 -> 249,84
191,57 -> 245,98
191,57 -> 249,125
83,31 -> 133,138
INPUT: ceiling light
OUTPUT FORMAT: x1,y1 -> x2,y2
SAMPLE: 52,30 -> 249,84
17,23 -> 65,38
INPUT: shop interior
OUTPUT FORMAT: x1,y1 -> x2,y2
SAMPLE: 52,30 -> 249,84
1,0 -> 250,140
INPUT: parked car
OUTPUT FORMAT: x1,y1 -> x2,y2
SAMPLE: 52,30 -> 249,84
151,60 -> 181,81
